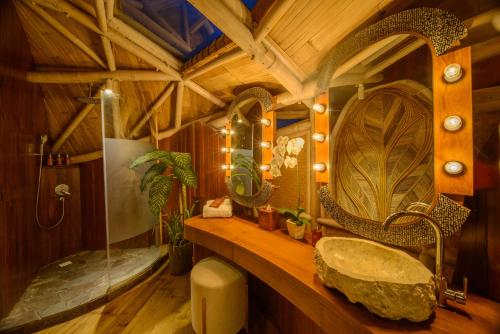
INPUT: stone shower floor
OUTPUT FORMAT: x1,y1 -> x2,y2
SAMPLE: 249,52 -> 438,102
0,247 -> 160,331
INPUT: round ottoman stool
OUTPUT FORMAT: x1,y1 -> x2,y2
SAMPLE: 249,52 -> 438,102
191,257 -> 247,334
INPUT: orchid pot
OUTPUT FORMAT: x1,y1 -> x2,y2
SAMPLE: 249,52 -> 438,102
286,219 -> 306,239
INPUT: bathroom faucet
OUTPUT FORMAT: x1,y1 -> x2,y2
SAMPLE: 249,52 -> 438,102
383,211 -> 467,307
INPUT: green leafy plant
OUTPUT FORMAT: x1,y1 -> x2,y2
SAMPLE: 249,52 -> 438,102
164,210 -> 189,247
130,150 -> 197,216
231,153 -> 261,194
278,207 -> 310,226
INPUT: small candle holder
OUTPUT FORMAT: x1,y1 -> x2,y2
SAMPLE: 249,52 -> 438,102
258,205 -> 280,231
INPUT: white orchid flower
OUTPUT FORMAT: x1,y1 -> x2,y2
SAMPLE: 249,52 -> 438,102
291,138 -> 305,155
270,164 -> 281,178
284,156 -> 297,169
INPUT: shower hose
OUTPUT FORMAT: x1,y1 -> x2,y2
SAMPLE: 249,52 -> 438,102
35,137 -> 65,230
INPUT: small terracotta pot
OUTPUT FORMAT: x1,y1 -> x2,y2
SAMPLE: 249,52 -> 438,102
286,219 -> 305,239
258,208 -> 280,231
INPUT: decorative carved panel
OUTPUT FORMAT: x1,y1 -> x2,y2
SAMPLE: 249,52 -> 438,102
332,81 -> 434,221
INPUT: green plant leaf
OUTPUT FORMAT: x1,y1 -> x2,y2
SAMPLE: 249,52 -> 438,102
148,175 -> 173,216
130,150 -> 171,168
140,162 -> 167,192
170,152 -> 192,169
173,165 -> 197,188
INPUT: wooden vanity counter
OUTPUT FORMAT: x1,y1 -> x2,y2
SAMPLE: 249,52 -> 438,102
184,216 -> 500,334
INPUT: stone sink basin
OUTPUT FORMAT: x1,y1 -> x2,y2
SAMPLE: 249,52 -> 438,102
314,237 -> 436,322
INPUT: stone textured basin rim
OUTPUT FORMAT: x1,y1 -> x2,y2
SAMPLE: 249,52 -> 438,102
314,237 -> 436,322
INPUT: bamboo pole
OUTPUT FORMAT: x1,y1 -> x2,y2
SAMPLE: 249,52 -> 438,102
254,0 -> 296,43
187,0 -> 303,95
262,36 -> 306,81
52,84 -> 105,151
106,0 -> 114,21
175,81 -> 184,129
26,70 -> 174,83
71,150 -> 103,164
184,80 -> 226,108
183,48 -> 246,80
129,82 -> 175,138
22,1 -> 107,68
94,0 -> 116,71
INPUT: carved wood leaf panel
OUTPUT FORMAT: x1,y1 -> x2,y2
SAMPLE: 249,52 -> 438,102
333,83 -> 434,221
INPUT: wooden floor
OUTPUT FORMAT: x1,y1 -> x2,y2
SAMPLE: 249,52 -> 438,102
37,266 -> 194,334
37,265 -> 280,334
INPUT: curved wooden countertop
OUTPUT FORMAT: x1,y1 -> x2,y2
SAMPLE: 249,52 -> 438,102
184,216 -> 500,334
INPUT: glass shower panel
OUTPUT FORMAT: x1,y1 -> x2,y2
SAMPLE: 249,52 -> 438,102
100,87 -> 161,288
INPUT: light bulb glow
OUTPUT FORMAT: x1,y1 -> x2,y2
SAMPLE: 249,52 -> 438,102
312,132 -> 326,142
261,118 -> 271,127
312,103 -> 326,113
260,141 -> 271,149
260,164 -> 270,171
313,163 -> 326,172
221,147 -> 234,153
222,164 -> 234,170
221,128 -> 235,135
104,88 -> 113,94
237,118 -> 243,123
443,64 -> 463,83
443,115 -> 463,132
443,161 -> 464,175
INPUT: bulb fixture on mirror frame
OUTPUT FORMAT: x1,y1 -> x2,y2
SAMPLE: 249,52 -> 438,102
260,141 -> 271,149
221,147 -> 234,153
260,164 -> 271,171
443,115 -> 463,132
443,161 -> 464,175
313,163 -> 326,172
221,128 -> 235,135
312,132 -> 326,142
312,103 -> 326,113
221,164 -> 234,170
261,118 -> 271,127
443,63 -> 463,83
237,118 -> 243,123
103,88 -> 113,95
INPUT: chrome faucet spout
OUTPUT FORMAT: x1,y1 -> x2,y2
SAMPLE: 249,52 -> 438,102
383,210 -> 467,307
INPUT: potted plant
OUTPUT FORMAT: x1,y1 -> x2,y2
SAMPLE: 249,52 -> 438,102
130,149 -> 197,275
278,207 -> 310,239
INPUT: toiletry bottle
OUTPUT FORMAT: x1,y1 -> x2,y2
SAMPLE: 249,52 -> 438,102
47,153 -> 53,167
56,152 -> 63,166
65,153 -> 71,166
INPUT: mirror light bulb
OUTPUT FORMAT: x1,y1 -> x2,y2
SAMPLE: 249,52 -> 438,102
237,118 -> 243,123
313,163 -> 326,172
443,161 -> 464,175
443,115 -> 463,132
260,141 -> 271,149
261,118 -> 271,127
104,88 -> 113,94
221,129 -> 234,135
312,132 -> 326,142
443,64 -> 463,83
260,164 -> 271,171
221,147 -> 234,153
312,103 -> 326,113
222,164 -> 234,170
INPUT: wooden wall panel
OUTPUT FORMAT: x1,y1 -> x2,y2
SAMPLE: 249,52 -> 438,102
38,167 -> 82,265
80,159 -> 107,250
0,0 -> 49,317
159,123 -> 226,214
433,47 -> 474,196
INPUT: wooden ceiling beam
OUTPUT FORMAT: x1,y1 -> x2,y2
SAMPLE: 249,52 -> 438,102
274,73 -> 383,108
188,0 -> 303,95
129,82 -> 176,139
72,150 -> 103,164
184,80 -> 226,108
26,70 -> 174,83
94,0 -> 116,71
106,0 -> 114,21
22,1 -> 107,68
183,48 -> 246,80
262,36 -> 306,82
175,81 -> 184,129
472,35 -> 500,64
52,83 -> 105,152
254,0 -> 296,43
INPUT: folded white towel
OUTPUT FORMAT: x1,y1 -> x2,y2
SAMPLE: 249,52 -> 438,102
203,199 -> 232,218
